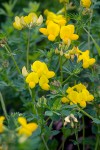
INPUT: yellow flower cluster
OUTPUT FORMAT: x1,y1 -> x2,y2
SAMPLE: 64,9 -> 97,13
81,0 -> 91,8
0,116 -> 5,133
44,9 -> 66,26
39,10 -> 79,44
61,83 -> 94,108
60,25 -> 79,44
13,13 -> 43,30
78,50 -> 96,68
18,117 -> 38,136
64,47 -> 95,68
23,61 -> 55,90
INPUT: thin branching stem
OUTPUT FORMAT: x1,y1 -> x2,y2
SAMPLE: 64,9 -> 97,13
4,43 -> 21,75
74,125 -> 80,150
26,29 -> 31,70
0,92 -> 8,121
41,134 -> 50,150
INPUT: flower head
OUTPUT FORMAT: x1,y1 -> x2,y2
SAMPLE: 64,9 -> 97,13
23,61 -> 55,90
26,72 -> 39,88
60,25 -> 79,44
44,9 -> 66,26
18,117 -> 38,136
13,16 -> 23,30
62,83 -> 94,108
78,50 -> 96,68
13,13 -> 43,30
81,0 -> 91,8
39,21 -> 60,41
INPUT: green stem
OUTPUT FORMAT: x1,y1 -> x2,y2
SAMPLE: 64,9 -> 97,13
62,74 -> 73,85
82,116 -> 85,150
95,126 -> 99,150
62,137 -> 65,150
59,55 -> 63,83
0,92 -> 8,121
26,29 -> 30,70
74,126 -> 80,150
88,13 -> 92,50
78,107 -> 94,120
4,43 -> 21,75
31,89 -> 38,116
41,134 -> 50,150
83,27 -> 100,56
64,2 -> 67,18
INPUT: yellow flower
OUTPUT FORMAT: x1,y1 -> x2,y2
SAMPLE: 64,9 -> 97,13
26,72 -> 39,88
80,101 -> 86,108
20,13 -> 43,28
78,50 -> 96,68
67,91 -> 79,104
44,9 -> 66,26
13,13 -> 43,30
0,116 -> 5,133
81,0 -> 91,8
64,83 -> 94,108
31,61 -> 55,79
13,16 -> 23,30
18,117 -> 38,137
60,25 -> 79,44
61,97 -> 69,103
24,61 -> 55,90
39,75 -> 50,90
39,21 -> 60,41
31,61 -> 48,77
73,83 -> 86,92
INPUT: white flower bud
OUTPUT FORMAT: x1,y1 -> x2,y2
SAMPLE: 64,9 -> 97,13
22,66 -> 28,77
36,15 -> 43,26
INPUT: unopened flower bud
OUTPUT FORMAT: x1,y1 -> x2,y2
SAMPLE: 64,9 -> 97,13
36,15 -> 43,26
22,66 -> 28,77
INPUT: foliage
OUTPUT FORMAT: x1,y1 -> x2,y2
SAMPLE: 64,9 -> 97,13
0,0 -> 100,150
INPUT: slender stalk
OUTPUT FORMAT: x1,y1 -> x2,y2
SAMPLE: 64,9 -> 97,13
74,126 -> 80,150
62,137 -> 65,150
26,29 -> 31,70
83,27 -> 100,56
4,43 -> 21,75
0,92 -> 8,121
82,116 -> 85,150
62,74 -> 73,84
41,134 -> 50,150
31,89 -> 38,116
64,2 -> 67,18
88,11 -> 93,50
78,107 -> 94,120
95,130 -> 99,150
59,55 -> 63,83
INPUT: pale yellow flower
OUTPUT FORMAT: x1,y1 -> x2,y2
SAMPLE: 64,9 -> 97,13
13,13 -> 43,30
13,16 -> 23,30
